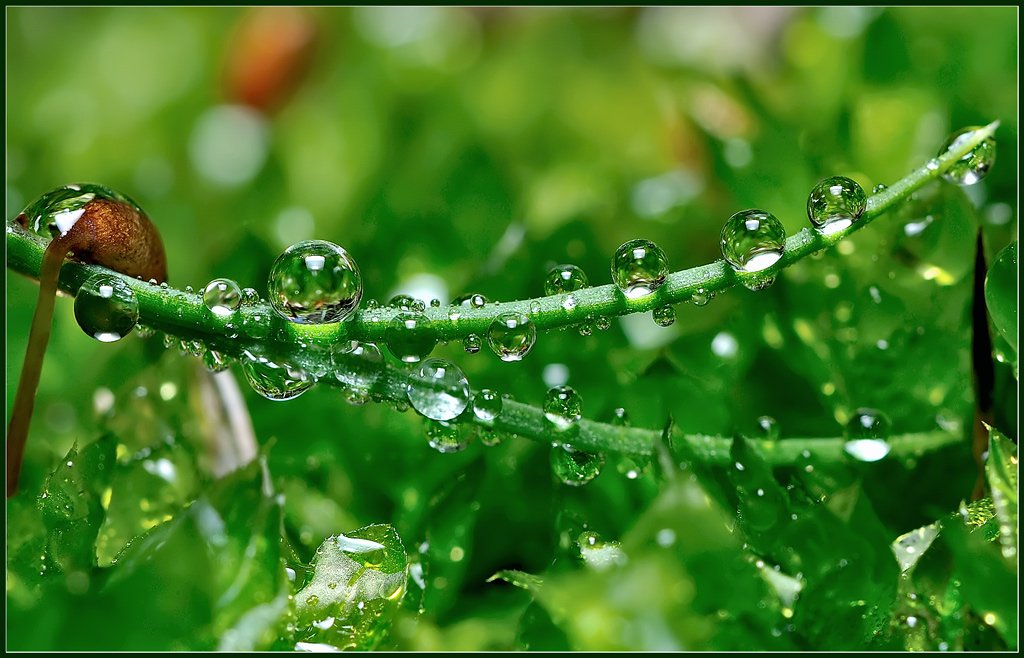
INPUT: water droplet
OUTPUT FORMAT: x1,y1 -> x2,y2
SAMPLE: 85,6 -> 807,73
925,158 -> 940,171
202,349 -> 231,373
268,239 -> 362,324
544,386 -> 582,432
938,126 -> 996,185
756,416 -> 779,441
184,285 -> 194,294
240,287 -> 261,305
595,316 -> 611,331
872,183 -> 888,194
332,341 -> 383,396
610,407 -> 629,426
652,305 -> 676,327
388,294 -> 417,311
453,293 -> 487,308
561,295 -> 578,311
385,312 -> 436,363
241,357 -> 313,400
544,264 -> 588,295
425,420 -> 468,454
551,445 -> 605,486
478,428 -> 503,447
16,183 -> 144,238
843,407 -> 891,461
202,278 -> 242,316
486,312 -> 536,362
406,358 -> 470,421
336,533 -> 387,569
720,209 -> 786,273
611,239 -> 669,299
577,320 -> 593,336
135,324 -> 155,339
463,334 -> 481,354
807,176 -> 866,235
529,300 -> 542,315
74,274 -> 139,342
472,389 -> 502,422
691,288 -> 712,306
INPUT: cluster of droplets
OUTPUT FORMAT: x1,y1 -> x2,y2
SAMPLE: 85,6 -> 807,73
46,127 -> 999,466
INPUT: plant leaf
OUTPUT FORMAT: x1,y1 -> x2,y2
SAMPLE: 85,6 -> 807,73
293,523 -> 409,651
984,241 -> 1018,359
984,425 -> 1018,560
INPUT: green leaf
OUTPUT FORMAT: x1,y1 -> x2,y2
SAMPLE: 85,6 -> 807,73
984,425 -> 1018,560
488,569 -> 544,592
293,523 -> 409,651
985,241 -> 1018,358
38,434 -> 116,575
943,521 -> 1017,649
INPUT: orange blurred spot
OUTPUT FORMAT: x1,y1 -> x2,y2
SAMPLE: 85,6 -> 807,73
223,7 -> 317,113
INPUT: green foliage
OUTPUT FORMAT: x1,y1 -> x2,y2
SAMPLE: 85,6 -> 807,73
5,6 -> 1018,652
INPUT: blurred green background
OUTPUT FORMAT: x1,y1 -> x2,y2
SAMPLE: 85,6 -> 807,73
5,7 -> 1018,651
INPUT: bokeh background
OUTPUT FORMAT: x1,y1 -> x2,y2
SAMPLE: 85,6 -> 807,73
5,7 -> 1019,651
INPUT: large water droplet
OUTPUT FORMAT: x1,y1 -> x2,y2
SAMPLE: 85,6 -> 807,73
74,274 -> 139,342
551,444 -> 604,486
203,278 -> 242,316
268,240 -> 362,324
241,357 -> 313,400
472,389 -> 502,422
544,264 -> 588,295
544,386 -> 582,432
939,126 -> 996,185
807,176 -> 866,235
385,312 -> 436,363
721,209 -> 786,273
406,358 -> 470,421
652,305 -> 676,327
486,312 -> 536,362
332,341 -> 383,398
611,239 -> 669,299
425,420 -> 468,454
843,407 -> 891,462
16,183 -> 144,238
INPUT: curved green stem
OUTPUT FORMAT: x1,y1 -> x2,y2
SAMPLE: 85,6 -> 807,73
5,122 -> 994,461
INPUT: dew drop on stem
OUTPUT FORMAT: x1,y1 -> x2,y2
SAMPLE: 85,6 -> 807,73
74,274 -> 139,343
203,278 -> 242,316
487,312 -> 536,362
611,239 -> 669,299
807,176 -> 867,235
268,239 -> 363,324
406,358 -> 471,422
720,209 -> 786,273
938,126 -> 996,185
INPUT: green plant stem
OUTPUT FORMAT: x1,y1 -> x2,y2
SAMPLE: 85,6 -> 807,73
5,122 -> 994,461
